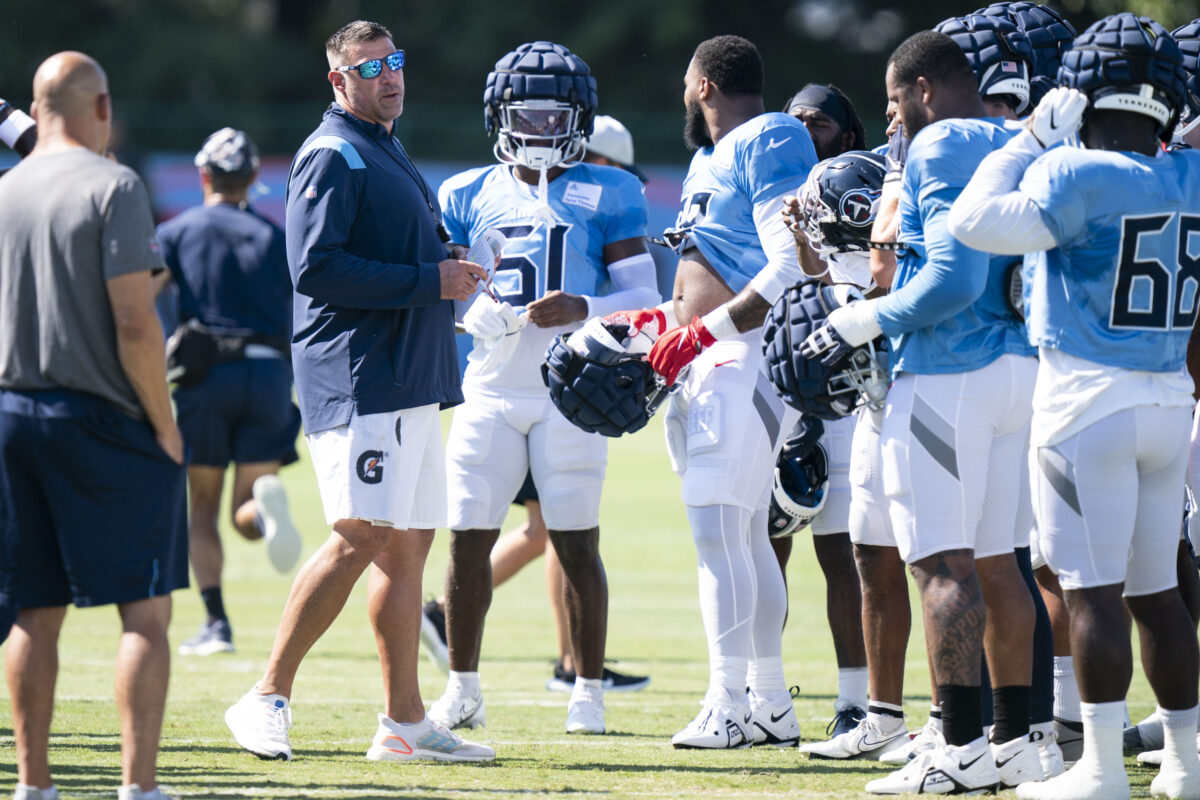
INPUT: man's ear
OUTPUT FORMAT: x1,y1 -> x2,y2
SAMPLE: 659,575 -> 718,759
328,70 -> 344,94
697,76 -> 712,102
916,76 -> 934,107
96,92 -> 111,122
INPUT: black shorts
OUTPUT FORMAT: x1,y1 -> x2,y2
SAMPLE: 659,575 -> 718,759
174,358 -> 301,468
513,470 -> 539,506
0,389 -> 188,609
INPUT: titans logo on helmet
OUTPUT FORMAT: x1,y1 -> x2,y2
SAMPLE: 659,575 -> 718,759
839,188 -> 881,227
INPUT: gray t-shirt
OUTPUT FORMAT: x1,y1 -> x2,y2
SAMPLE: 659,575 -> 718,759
0,148 -> 165,417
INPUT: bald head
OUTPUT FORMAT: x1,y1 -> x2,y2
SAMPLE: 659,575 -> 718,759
31,51 -> 111,154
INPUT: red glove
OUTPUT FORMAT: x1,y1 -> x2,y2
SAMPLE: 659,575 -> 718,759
602,308 -> 667,340
648,316 -> 717,386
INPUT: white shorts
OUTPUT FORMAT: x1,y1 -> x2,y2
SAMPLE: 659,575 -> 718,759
663,331 -> 795,512
306,404 -> 446,529
849,404 -> 896,547
881,354 -> 1037,564
810,413 -> 854,535
446,389 -> 606,531
1033,403 -> 1189,595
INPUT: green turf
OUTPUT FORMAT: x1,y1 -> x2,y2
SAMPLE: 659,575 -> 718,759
0,416 -> 1163,798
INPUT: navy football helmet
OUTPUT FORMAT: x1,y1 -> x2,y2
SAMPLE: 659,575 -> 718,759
762,280 -> 888,421
797,150 -> 886,257
484,41 -> 598,170
1172,20 -> 1200,142
936,13 -> 1036,113
542,318 -> 670,437
768,417 -> 830,538
1058,13 -> 1188,143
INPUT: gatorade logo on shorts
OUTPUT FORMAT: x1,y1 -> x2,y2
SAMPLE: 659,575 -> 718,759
356,450 -> 385,484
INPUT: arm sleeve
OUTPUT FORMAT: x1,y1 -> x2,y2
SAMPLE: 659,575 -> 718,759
873,189 -> 990,336
947,129 -> 1058,254
1018,150 -> 1088,246
101,171 -> 166,281
583,252 -> 661,318
286,148 -> 441,310
748,190 -> 806,305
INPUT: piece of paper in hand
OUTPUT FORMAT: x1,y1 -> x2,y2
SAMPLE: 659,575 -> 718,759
467,229 -> 507,283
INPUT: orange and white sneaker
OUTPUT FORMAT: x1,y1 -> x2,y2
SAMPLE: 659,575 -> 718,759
365,713 -> 495,762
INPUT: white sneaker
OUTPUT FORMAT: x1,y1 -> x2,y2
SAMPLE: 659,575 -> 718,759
428,689 -> 485,730
879,717 -> 944,764
1015,759 -> 1130,800
14,787 -> 58,800
866,739 -> 1000,795
225,689 -> 293,760
672,698 -> 753,749
748,689 -> 801,748
1139,733 -> 1200,767
801,715 -> 907,759
1031,723 -> 1066,779
254,475 -> 301,573
365,713 -> 494,762
117,786 -> 179,800
993,734 -> 1044,788
565,693 -> 606,734
1125,712 -> 1165,752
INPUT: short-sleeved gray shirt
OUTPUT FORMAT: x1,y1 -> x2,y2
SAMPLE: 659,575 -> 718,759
0,148 -> 165,418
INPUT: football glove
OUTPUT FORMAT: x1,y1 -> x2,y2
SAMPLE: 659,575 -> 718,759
799,299 -> 883,366
463,298 -> 526,342
1028,86 -> 1088,149
602,308 -> 667,340
648,316 -> 717,386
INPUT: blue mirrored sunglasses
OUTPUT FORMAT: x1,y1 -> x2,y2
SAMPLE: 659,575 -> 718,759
337,50 -> 405,79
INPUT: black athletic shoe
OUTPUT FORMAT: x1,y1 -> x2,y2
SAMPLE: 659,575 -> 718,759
546,660 -> 650,692
826,705 -> 867,738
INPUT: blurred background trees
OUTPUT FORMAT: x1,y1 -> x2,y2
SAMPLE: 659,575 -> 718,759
0,0 -> 1197,164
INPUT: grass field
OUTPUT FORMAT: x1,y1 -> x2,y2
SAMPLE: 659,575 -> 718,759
0,415 -> 1164,798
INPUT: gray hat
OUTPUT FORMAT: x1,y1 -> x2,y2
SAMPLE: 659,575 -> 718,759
194,127 -> 260,175
585,115 -> 647,182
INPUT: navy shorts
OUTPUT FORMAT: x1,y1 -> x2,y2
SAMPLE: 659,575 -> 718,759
0,389 -> 188,609
513,470 -> 539,506
174,358 -> 301,468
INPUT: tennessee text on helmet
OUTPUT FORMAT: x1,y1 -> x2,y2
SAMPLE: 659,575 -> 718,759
936,13 -> 1036,113
762,280 -> 888,421
541,317 -> 673,437
768,416 -> 831,538
1057,13 -> 1188,144
484,41 -> 598,171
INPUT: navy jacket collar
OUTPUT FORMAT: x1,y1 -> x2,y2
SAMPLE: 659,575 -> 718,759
325,103 -> 395,140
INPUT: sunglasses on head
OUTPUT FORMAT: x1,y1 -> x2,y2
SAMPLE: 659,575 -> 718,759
336,50 -> 405,79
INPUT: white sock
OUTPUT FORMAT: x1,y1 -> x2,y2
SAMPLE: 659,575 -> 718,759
447,670 -> 480,697
17,787 -> 58,800
687,503 -> 755,699
836,667 -> 869,712
1158,705 -> 1200,773
1052,656 -> 1081,722
748,507 -> 787,679
1079,700 -> 1125,774
571,676 -> 603,704
747,655 -> 785,697
930,705 -> 944,732
867,701 -> 906,734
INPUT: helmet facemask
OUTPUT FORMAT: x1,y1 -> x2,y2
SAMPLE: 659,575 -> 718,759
494,99 -> 586,171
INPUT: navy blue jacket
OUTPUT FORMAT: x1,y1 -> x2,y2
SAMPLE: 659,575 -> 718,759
286,104 -> 462,433
157,203 -> 291,339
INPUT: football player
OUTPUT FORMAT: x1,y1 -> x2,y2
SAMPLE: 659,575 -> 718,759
609,35 -> 817,748
802,30 -> 1043,793
785,83 -> 868,161
949,13 -> 1200,800
429,42 -> 658,737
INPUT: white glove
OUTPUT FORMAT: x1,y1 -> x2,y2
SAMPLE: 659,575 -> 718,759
1028,87 -> 1088,149
462,298 -> 526,342
800,297 -> 883,365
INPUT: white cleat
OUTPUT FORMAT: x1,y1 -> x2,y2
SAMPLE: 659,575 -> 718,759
1124,713 -> 1165,752
1150,762 -> 1200,800
1054,717 -> 1084,765
1015,760 -> 1130,800
225,689 -> 293,761
117,785 -> 180,800
992,734 -> 1044,788
428,690 -> 486,730
365,713 -> 494,762
866,740 -> 1000,795
879,717 -> 944,764
748,689 -> 801,748
672,698 -> 753,750
801,715 -> 907,759
1138,733 -> 1200,767
253,475 -> 302,573
1030,723 -> 1066,779
565,693 -> 606,735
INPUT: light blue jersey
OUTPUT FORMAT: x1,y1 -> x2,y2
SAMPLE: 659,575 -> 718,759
1021,146 -> 1200,372
672,113 -> 816,292
439,162 -> 648,394
875,117 -> 1034,377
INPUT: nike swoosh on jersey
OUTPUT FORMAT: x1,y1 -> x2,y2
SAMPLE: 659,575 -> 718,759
766,138 -> 790,150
